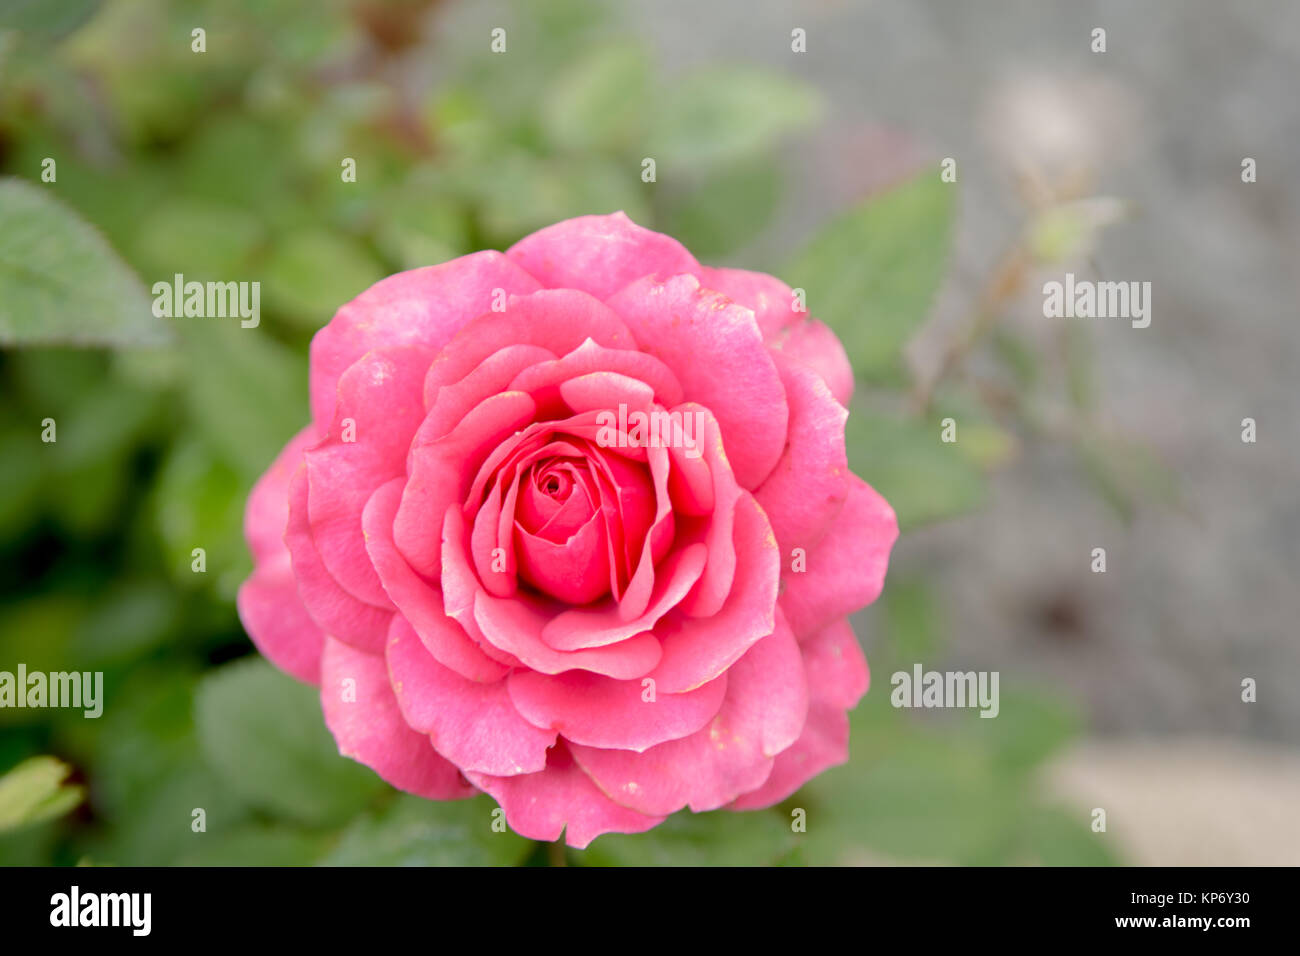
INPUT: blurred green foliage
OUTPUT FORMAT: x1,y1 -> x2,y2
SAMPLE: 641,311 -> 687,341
0,0 -> 1116,866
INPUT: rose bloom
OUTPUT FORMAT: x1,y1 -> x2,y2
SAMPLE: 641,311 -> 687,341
239,213 -> 897,847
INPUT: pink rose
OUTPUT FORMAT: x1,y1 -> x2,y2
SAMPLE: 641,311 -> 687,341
238,213 -> 897,847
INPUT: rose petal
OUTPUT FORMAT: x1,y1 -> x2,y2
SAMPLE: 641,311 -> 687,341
772,317 -> 854,407
800,618 -> 870,709
320,636 -> 473,800
778,475 -> 898,638
395,391 -> 537,580
507,666 -> 727,752
728,616 -> 870,809
515,513 -> 610,605
676,407 -> 739,618
305,345 -> 433,607
237,555 -> 325,685
363,479 -> 511,682
466,744 -> 665,848
240,425 -> 325,683
417,343 -> 554,445
607,273 -> 787,489
506,211 -> 700,300
698,266 -> 800,339
540,542 -> 707,651
753,356 -> 850,560
311,250 -> 540,424
509,337 -> 684,410
649,491 -> 780,694
443,508 -> 663,678
700,266 -> 853,405
285,466 -> 392,653
571,609 -> 806,815
421,289 -> 634,408
244,425 -> 317,565
386,616 -> 555,776
727,700 -> 849,810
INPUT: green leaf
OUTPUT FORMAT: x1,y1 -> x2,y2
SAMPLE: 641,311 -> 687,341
978,689 -> 1081,775
0,756 -> 84,833
195,658 -> 386,828
79,665 -> 254,867
134,198 -> 265,278
542,42 -> 652,152
806,740 -> 1012,865
180,321 -> 307,483
152,436 -> 251,599
0,427 -> 43,539
177,824 -> 328,866
0,0 -> 103,44
262,230 -> 385,330
879,576 -> 945,664
0,177 -> 172,347
467,152 -> 651,247
373,179 -> 469,272
650,69 -> 820,170
68,579 -> 182,667
320,794 -> 531,867
580,808 -> 800,866
662,156 -> 781,259
846,404 -> 985,531
1017,805 -> 1119,866
787,172 -> 955,382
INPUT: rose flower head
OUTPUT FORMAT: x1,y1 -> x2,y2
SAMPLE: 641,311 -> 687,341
239,213 -> 897,847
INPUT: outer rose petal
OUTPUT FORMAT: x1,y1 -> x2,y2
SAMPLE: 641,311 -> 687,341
698,266 -> 798,339
305,345 -> 434,607
239,425 -> 324,683
244,425 -> 318,565
799,618 -> 870,710
779,474 -> 899,638
772,318 -> 854,408
571,610 -> 807,816
285,467 -> 392,654
726,700 -> 849,810
386,616 -> 555,775
466,744 -> 665,848
507,666 -> 727,752
700,266 -> 854,405
506,211 -> 701,300
310,250 -> 541,424
607,273 -> 787,489
728,619 -> 869,810
237,556 -> 325,685
754,356 -> 849,559
319,636 -> 473,800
